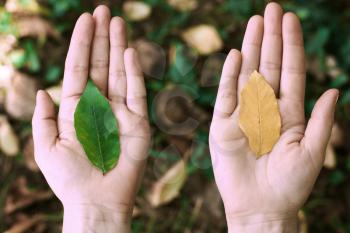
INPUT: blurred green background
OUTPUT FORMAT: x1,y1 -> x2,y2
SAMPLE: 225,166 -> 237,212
0,0 -> 349,232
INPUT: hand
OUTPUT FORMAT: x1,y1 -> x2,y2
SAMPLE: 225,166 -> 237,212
209,3 -> 338,232
32,6 -> 150,233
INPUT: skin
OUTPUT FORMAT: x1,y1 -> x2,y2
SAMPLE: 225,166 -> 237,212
32,6 -> 149,233
209,3 -> 338,233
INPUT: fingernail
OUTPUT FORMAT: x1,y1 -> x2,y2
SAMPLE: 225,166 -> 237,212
335,90 -> 339,103
37,90 -> 46,101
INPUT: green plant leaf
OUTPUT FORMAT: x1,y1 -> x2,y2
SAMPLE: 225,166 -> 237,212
74,81 -> 120,174
10,49 -> 27,68
23,41 -> 41,72
330,74 -> 348,88
45,65 -> 62,83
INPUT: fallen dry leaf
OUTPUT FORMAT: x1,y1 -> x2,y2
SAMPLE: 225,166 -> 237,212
5,71 -> 39,121
132,206 -> 141,218
23,136 -> 39,172
323,123 -> 342,169
0,65 -> 15,106
181,25 -> 223,55
14,16 -> 60,40
330,123 -> 343,146
133,39 -> 166,79
0,35 -> 17,61
324,143 -> 336,169
0,88 -> 6,106
298,210 -> 308,233
0,64 -> 9,86
5,0 -> 41,14
147,159 -> 187,207
123,1 -> 151,21
325,55 -> 342,78
200,53 -> 226,87
239,71 -> 281,157
0,115 -> 19,156
167,0 -> 198,11
46,83 -> 62,105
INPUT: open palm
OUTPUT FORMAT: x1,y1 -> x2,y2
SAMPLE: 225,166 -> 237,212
209,3 -> 338,224
32,6 -> 150,227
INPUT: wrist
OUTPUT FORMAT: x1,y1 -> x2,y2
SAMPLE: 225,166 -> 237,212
226,212 -> 298,233
62,203 -> 132,233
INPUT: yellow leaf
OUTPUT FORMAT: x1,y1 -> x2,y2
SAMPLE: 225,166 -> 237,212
147,159 -> 187,207
123,1 -> 151,22
5,71 -> 38,121
5,0 -> 47,15
239,71 -> 281,157
14,16 -> 60,40
167,0 -> 198,11
181,25 -> 223,55
298,210 -> 308,233
323,143 -> 336,169
46,83 -> 62,105
0,115 -> 19,157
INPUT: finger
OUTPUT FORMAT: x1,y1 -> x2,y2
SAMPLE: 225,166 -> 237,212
124,48 -> 148,117
259,2 -> 283,94
90,5 -> 111,95
32,91 -> 58,157
237,15 -> 264,99
61,13 -> 94,101
279,13 -> 306,131
108,17 -> 127,108
214,49 -> 242,118
280,13 -> 305,105
59,14 -> 94,136
302,89 -> 338,167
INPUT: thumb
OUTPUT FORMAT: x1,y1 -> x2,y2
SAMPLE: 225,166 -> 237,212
302,89 -> 339,166
32,90 -> 58,155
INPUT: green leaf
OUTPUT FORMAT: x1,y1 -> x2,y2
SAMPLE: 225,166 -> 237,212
340,90 -> 350,106
0,10 -> 17,35
10,49 -> 27,68
306,27 -> 330,55
23,41 -> 41,72
45,65 -> 62,83
74,81 -> 120,174
48,0 -> 81,17
168,42 -> 199,95
330,74 -> 348,88
329,170 -> 346,186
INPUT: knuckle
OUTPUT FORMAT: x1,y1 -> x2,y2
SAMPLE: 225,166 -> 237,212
239,68 -> 255,76
282,66 -> 305,75
65,62 -> 88,73
110,69 -> 126,78
94,33 -> 109,40
76,39 -> 91,48
219,89 -> 236,100
260,60 -> 281,71
109,94 -> 125,103
91,58 -> 109,69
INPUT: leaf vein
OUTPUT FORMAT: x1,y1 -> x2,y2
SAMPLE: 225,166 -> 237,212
91,105 -> 105,173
